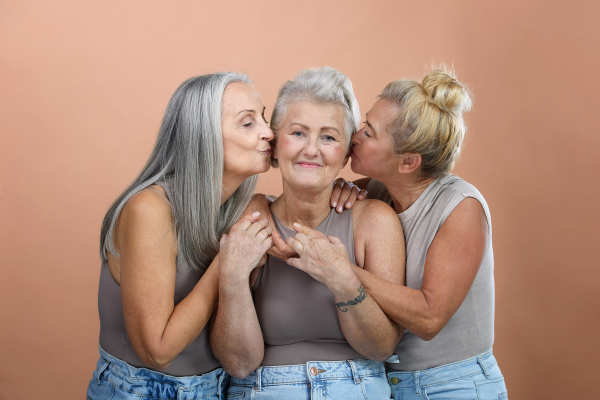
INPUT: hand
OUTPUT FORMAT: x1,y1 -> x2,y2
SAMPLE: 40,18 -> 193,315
219,212 -> 273,281
331,178 -> 367,213
285,223 -> 354,289
267,229 -> 297,261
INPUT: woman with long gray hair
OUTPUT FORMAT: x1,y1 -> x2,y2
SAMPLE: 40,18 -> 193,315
211,67 -> 405,399
87,72 -> 275,400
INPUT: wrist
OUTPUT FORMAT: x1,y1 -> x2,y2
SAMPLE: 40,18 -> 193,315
328,267 -> 361,299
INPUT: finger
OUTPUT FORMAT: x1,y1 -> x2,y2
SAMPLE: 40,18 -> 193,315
246,218 -> 270,236
330,179 -> 345,208
285,257 -> 304,271
328,235 -> 342,245
256,225 -> 273,241
286,237 -> 304,255
336,183 -> 355,213
219,233 -> 228,246
235,212 -> 261,231
357,188 -> 368,200
342,185 -> 361,210
292,222 -> 324,238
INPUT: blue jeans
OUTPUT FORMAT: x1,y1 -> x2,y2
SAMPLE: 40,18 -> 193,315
387,349 -> 507,400
227,359 -> 390,399
86,347 -> 228,400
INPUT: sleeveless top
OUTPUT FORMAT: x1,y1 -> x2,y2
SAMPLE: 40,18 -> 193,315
252,207 -> 364,366
366,174 -> 495,371
98,180 -> 220,376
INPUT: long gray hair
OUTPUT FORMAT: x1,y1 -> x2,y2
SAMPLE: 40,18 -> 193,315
100,72 -> 256,271
270,66 -> 360,168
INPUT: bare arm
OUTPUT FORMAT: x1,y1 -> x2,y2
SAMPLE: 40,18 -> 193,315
286,201 -> 405,361
116,189 -> 219,370
210,214 -> 272,379
354,197 -> 487,341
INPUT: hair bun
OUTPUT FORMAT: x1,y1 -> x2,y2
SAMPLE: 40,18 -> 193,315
421,69 -> 472,115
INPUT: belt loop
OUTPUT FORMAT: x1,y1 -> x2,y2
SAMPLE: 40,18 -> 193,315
217,370 -> 227,400
414,370 -> 421,395
347,360 -> 361,384
255,367 -> 262,391
477,356 -> 490,378
95,359 -> 109,384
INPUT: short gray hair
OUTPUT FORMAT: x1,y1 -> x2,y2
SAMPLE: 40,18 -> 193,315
100,72 -> 256,271
270,66 -> 360,166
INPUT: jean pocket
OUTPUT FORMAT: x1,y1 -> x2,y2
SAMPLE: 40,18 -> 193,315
227,392 -> 245,399
498,391 -> 508,399
475,376 -> 507,400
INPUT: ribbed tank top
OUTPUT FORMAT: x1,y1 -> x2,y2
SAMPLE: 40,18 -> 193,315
252,207 -> 364,366
366,174 -> 495,371
98,180 -> 220,376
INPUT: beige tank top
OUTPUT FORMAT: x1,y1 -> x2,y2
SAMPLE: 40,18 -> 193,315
98,180 -> 220,376
252,207 -> 364,366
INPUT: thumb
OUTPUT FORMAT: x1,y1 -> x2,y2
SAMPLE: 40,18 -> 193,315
220,233 -> 228,246
328,235 -> 342,245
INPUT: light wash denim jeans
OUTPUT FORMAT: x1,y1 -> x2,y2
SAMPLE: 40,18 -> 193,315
387,349 -> 507,400
227,359 -> 390,399
86,347 -> 228,400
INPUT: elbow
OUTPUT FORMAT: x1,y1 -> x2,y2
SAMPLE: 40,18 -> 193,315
370,351 -> 394,363
134,343 -> 174,370
225,364 -> 257,380
222,357 -> 262,379
417,317 -> 445,341
139,352 -> 174,370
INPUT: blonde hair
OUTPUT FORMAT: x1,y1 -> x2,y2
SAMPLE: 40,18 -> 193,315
380,67 -> 472,178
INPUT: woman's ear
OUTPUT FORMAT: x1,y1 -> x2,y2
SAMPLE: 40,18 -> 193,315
397,153 -> 421,174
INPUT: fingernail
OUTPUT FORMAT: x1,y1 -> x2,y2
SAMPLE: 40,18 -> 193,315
332,201 -> 337,207
346,202 -> 351,208
293,222 -> 301,229
337,206 -> 342,212
251,212 -> 260,217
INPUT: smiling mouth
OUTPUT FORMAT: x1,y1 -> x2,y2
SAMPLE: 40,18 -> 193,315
296,161 -> 321,168
259,148 -> 272,154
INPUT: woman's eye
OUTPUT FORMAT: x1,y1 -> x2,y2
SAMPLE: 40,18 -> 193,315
291,131 -> 304,137
364,130 -> 372,138
322,135 -> 336,142
243,122 -> 253,127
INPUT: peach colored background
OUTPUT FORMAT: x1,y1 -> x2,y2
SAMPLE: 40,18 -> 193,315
1,1 -> 598,399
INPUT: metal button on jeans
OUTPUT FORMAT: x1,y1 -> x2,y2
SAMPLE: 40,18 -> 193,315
390,377 -> 402,385
310,367 -> 319,376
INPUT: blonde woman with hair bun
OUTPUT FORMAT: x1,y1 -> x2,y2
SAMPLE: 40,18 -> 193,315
307,67 -> 508,399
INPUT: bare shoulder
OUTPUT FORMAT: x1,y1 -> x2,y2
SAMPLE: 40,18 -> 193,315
442,197 -> 488,233
351,199 -> 399,229
121,186 -> 173,224
116,186 -> 176,249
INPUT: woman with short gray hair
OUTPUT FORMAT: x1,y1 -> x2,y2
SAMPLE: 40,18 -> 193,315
87,72 -> 275,399
212,67 -> 405,399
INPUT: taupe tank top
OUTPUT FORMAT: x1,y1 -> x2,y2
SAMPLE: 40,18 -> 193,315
366,174 -> 495,370
98,180 -> 220,376
253,207 -> 364,366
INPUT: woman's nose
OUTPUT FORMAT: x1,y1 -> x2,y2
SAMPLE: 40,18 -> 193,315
260,122 -> 274,141
303,137 -> 319,157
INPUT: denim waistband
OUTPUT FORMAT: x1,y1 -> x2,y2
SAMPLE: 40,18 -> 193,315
231,359 -> 385,389
386,348 -> 496,388
98,346 -> 223,393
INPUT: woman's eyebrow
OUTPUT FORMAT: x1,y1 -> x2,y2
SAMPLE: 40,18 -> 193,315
236,109 -> 257,116
365,113 -> 377,136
